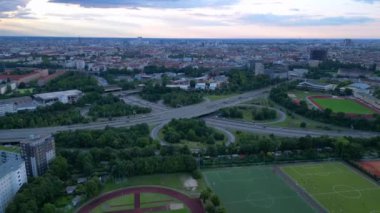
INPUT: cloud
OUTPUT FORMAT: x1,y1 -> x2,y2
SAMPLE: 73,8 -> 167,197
49,0 -> 238,8
0,0 -> 30,12
354,0 -> 380,3
240,14 -> 375,26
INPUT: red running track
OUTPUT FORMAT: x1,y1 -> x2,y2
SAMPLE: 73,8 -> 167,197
77,186 -> 205,213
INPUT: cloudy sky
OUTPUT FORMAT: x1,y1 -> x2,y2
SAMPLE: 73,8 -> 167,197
0,0 -> 379,38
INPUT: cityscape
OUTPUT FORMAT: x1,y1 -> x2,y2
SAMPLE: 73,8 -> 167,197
1,1 -> 380,213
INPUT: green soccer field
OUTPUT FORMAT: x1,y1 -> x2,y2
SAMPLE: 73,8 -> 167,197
202,166 -> 315,213
282,162 -> 380,213
312,98 -> 375,115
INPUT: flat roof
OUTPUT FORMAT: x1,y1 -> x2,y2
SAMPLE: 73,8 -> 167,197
34,90 -> 82,100
0,151 -> 24,179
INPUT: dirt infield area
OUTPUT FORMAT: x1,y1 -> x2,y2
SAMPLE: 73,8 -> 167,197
77,186 -> 204,213
359,160 -> 380,177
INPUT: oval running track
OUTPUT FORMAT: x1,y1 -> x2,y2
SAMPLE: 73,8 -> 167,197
76,186 -> 205,213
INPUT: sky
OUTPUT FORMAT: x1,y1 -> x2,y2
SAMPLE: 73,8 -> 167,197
0,0 -> 380,38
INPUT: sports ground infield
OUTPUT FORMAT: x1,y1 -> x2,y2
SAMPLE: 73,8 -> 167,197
77,186 -> 203,213
202,166 -> 315,213
282,162 -> 380,213
308,96 -> 376,115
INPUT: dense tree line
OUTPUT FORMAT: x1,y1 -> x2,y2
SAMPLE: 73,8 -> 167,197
55,124 -> 154,149
141,84 -> 204,107
200,188 -> 226,213
304,60 -> 370,79
0,102 -> 87,129
220,106 -> 277,121
163,119 -> 225,144
40,72 -> 102,93
88,95 -> 151,118
225,70 -> 278,92
270,84 -> 380,132
8,123 -> 198,213
202,134 -> 380,168
6,173 -> 64,213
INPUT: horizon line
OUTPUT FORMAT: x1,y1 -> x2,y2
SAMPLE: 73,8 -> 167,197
1,35 -> 380,40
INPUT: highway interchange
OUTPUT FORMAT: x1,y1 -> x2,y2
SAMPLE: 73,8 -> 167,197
0,86 -> 379,143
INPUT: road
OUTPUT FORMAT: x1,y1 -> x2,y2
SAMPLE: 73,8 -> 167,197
0,88 -> 270,142
1,86 -> 379,143
205,118 -> 380,138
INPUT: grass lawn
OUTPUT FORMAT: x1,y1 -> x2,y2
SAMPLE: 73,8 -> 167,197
0,145 -> 20,153
288,90 -> 324,100
312,98 -> 375,115
282,162 -> 380,213
103,173 -> 207,195
17,88 -> 34,94
206,93 -> 237,101
203,166 -> 315,213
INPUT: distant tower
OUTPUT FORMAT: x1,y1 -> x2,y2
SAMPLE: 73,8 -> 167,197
343,39 -> 353,46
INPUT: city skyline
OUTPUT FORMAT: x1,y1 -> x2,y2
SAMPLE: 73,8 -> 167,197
0,0 -> 380,38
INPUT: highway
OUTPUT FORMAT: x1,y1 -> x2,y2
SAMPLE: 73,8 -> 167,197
205,118 -> 380,138
0,86 -> 379,143
0,88 -> 270,142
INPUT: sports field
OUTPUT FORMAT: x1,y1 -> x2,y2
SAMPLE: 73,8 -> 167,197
282,162 -> 380,213
311,97 -> 375,115
91,193 -> 190,213
203,166 -> 314,213
79,186 -> 203,213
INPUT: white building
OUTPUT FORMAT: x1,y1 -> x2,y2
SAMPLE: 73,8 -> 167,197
33,90 -> 83,105
76,60 -> 86,70
195,83 -> 206,90
297,80 -> 337,92
0,97 -> 37,116
0,151 -> 28,213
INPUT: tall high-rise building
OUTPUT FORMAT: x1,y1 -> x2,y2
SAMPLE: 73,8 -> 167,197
0,151 -> 27,213
309,49 -> 328,61
20,135 -> 56,177
255,62 -> 265,75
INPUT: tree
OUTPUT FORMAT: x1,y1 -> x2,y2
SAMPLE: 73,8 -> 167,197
84,177 -> 101,198
50,156 -> 69,180
190,80 -> 196,89
200,188 -> 212,202
211,195 -> 220,206
300,122 -> 307,128
41,203 -> 56,213
344,88 -> 353,96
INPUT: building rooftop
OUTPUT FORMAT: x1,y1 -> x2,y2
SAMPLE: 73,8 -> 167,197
0,151 -> 24,179
0,96 -> 33,105
33,90 -> 82,100
20,135 -> 53,146
349,83 -> 370,90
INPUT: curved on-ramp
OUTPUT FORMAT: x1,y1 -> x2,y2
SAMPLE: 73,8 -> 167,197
77,186 -> 204,213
